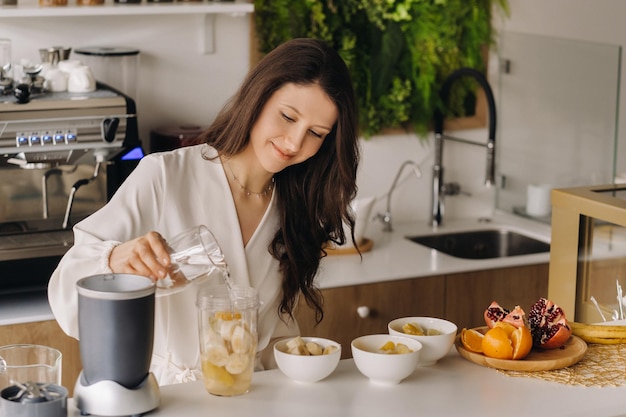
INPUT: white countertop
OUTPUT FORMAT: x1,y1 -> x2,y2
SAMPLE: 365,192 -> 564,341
66,349 -> 626,417
0,290 -> 53,326
317,212 -> 551,289
0,212 -> 551,326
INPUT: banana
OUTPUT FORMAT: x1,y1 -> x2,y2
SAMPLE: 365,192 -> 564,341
201,360 -> 235,387
225,353 -> 250,375
286,336 -> 308,355
570,321 -> 626,344
305,341 -> 323,356
378,341 -> 414,354
402,322 -> 425,336
576,336 -> 626,345
230,325 -> 253,354
219,319 -> 238,342
394,343 -> 412,354
323,345 -> 339,355
204,344 -> 230,367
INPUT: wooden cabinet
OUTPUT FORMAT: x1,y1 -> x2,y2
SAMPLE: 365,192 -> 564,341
0,320 -> 81,395
295,277 -> 445,359
444,263 -> 549,330
296,264 -> 549,358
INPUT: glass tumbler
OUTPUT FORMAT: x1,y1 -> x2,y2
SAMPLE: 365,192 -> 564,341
197,285 -> 258,396
0,39 -> 11,79
0,344 -> 62,390
157,225 -> 228,297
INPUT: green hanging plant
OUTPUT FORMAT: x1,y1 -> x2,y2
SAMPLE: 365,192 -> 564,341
254,0 -> 509,138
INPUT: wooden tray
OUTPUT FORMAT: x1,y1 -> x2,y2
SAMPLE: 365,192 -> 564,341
455,326 -> 587,371
325,238 -> 374,255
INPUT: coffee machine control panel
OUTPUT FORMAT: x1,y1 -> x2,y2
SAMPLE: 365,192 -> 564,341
10,116 -> 123,150
0,88 -> 135,166
16,129 -> 78,147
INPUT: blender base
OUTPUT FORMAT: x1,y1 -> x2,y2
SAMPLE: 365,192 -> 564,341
74,371 -> 160,417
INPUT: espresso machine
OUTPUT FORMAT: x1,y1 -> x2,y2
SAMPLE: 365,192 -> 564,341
0,84 -> 143,294
74,273 -> 160,417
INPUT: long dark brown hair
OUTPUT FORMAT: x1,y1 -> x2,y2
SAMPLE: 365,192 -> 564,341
197,38 -> 359,324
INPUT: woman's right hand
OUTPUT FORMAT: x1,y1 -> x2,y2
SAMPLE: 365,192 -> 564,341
109,231 -> 171,281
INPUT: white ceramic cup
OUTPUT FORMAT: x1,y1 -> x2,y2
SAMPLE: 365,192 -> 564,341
57,59 -> 82,74
67,65 -> 96,93
526,184 -> 552,218
44,68 -> 68,92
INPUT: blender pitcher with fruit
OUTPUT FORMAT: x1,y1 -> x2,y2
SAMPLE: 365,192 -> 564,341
197,284 -> 259,396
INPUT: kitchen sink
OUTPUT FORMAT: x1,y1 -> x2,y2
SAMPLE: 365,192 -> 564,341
406,229 -> 550,259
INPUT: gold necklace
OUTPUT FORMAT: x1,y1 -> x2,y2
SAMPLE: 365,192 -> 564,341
225,160 -> 274,198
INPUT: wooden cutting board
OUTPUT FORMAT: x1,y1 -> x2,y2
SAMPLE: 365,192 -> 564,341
325,238 -> 374,255
455,326 -> 588,371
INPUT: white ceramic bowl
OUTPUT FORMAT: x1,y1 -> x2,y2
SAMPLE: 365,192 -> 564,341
273,337 -> 341,383
388,317 -> 457,366
351,334 -> 422,385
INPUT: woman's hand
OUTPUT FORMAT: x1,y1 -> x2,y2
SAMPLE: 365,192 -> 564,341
109,231 -> 171,281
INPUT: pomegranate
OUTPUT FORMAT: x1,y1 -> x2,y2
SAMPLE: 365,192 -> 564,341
502,305 -> 526,329
484,301 -> 509,328
528,298 -> 572,349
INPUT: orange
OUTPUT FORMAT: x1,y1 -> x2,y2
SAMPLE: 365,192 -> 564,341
460,328 -> 484,353
214,311 -> 242,321
481,326 -> 513,359
481,325 -> 533,360
494,321 -> 517,337
511,325 -> 533,360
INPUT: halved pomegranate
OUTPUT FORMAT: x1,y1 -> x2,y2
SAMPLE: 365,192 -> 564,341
528,298 -> 572,349
484,301 -> 510,328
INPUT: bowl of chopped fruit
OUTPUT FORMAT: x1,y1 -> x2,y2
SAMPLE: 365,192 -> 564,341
273,336 -> 341,383
351,334 -> 422,385
388,317 -> 458,366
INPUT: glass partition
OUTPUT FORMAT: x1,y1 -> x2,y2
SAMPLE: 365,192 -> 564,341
495,32 -> 621,223
548,184 -> 626,323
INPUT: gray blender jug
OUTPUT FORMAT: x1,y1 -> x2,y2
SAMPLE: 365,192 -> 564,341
74,274 -> 160,417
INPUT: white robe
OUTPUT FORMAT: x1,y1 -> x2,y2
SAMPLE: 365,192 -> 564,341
48,144 -> 299,385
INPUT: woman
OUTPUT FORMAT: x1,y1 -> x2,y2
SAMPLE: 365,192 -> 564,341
48,38 -> 360,385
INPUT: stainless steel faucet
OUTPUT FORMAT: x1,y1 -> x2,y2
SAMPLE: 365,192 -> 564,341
377,160 -> 422,232
431,68 -> 497,227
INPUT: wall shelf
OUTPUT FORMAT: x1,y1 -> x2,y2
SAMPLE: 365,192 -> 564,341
0,1 -> 253,18
0,1 -> 254,54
